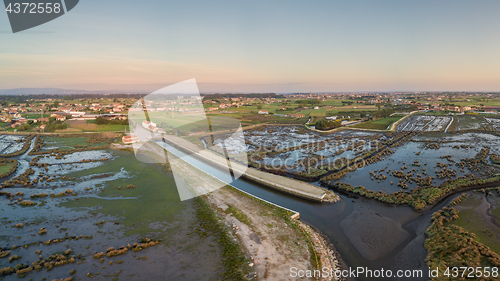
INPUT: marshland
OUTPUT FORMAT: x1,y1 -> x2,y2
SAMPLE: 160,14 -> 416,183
197,115 -> 500,280
0,133 -> 225,280
2,112 -> 500,280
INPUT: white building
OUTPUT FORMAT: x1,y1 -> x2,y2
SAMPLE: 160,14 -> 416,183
122,134 -> 139,144
142,120 -> 157,129
70,111 -> 85,117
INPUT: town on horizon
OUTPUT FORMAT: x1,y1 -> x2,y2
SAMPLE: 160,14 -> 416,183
2,90 -> 500,134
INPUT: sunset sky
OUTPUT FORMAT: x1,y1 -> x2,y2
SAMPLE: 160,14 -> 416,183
1,0 -> 500,93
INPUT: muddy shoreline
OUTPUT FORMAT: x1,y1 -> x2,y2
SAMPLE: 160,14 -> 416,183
299,219 -> 351,281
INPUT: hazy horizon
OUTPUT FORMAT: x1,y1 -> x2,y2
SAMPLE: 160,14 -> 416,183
2,85 -> 500,95
2,0 -> 500,92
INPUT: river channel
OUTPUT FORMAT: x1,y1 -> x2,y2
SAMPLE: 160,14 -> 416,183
156,140 -> 473,281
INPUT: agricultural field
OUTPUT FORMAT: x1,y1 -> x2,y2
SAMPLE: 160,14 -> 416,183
350,115 -> 404,130
294,108 -> 326,117
93,124 -> 129,132
206,113 -> 308,127
320,99 -> 354,107
325,106 -> 379,117
40,135 -> 114,151
237,113 -> 307,125
130,111 -> 249,134
20,113 -> 44,119
452,98 -> 500,107
66,120 -> 129,133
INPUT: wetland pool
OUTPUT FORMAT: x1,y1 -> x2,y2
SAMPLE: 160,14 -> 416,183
3,131 -> 500,280
1,138 -> 224,281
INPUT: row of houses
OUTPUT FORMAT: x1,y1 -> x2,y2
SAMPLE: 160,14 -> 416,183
3,118 -> 47,131
1,102 -> 128,117
206,102 -> 254,111
5,115 -> 59,130
2,111 -> 127,127
10,118 -> 28,128
417,105 -> 475,112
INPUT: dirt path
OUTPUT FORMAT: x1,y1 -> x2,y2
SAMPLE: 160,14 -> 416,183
208,187 -> 344,280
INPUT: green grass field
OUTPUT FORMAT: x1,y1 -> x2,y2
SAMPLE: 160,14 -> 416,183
236,113 -> 307,125
492,204 -> 500,220
451,99 -> 500,107
94,124 -> 128,132
452,194 -> 500,254
202,99 -> 376,115
42,136 -> 110,150
292,108 -> 326,117
66,120 -> 129,132
350,115 -> 404,130
419,111 -> 450,116
129,99 -> 383,129
455,114 -> 486,130
21,113 -> 44,119
320,99 -> 354,107
61,149 -> 186,237
420,97 -> 500,108
0,161 -> 15,174
325,107 -> 378,116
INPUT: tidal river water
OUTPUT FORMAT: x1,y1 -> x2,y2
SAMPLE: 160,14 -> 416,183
2,133 -> 492,280
158,140 -> 471,281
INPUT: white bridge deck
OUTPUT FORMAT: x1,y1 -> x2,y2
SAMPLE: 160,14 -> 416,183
157,135 -> 336,203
